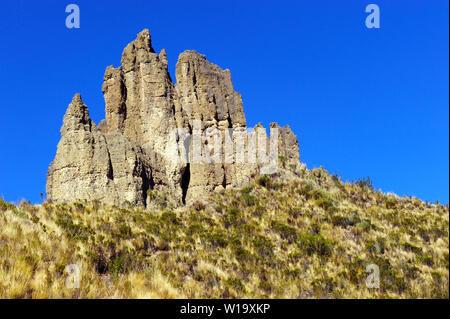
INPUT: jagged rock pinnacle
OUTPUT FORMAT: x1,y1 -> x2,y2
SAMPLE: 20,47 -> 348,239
47,29 -> 301,206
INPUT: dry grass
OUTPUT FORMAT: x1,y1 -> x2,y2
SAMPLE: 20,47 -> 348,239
0,167 -> 448,298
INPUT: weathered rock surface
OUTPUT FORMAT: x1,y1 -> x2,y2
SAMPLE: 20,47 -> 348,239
47,94 -> 151,206
47,29 -> 301,206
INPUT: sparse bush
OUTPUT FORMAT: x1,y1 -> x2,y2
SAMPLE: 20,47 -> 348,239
205,231 -> 228,248
56,212 -> 92,241
115,223 -> 133,239
226,277 -> 246,293
257,175 -> 271,188
315,197 -> 334,210
240,193 -> 258,207
354,176 -> 374,191
298,233 -> 333,258
239,185 -> 253,194
252,235 -> 274,259
271,221 -> 298,242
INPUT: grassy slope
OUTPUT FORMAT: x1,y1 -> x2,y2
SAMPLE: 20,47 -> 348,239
0,167 -> 448,298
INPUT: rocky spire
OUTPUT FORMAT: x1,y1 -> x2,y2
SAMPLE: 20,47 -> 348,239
47,94 -> 153,206
60,93 -> 93,134
270,122 -> 300,169
47,29 -> 301,207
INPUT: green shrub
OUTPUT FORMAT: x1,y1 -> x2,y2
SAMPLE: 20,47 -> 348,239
0,198 -> 15,212
315,197 -> 334,210
416,254 -> 434,267
240,193 -> 258,207
384,198 -> 397,210
108,252 -> 131,275
258,280 -> 272,292
115,223 -> 133,239
230,239 -> 253,263
252,235 -> 274,258
271,221 -> 298,242
298,234 -> 333,258
257,175 -> 271,188
55,263 -> 66,275
331,214 -> 358,227
354,176 -> 374,191
402,242 -> 422,254
56,213 -> 92,241
356,221 -> 371,231
252,205 -> 265,217
239,185 -> 253,194
161,211 -> 181,226
221,208 -> 244,228
226,277 -> 246,292
205,231 -> 228,248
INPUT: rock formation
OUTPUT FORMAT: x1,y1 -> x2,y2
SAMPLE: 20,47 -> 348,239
47,29 -> 301,206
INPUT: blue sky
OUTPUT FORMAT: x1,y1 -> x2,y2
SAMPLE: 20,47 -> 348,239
0,0 -> 448,204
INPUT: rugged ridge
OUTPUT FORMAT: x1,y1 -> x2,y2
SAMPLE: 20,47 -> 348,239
47,29 -> 301,206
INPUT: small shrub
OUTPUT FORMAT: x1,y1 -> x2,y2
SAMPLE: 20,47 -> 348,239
257,175 -> 271,188
315,197 -> 334,210
161,211 -> 181,226
240,193 -> 258,207
298,234 -> 333,258
205,231 -> 228,248
225,277 -> 246,292
416,254 -> 434,267
252,205 -> 265,217
402,242 -> 422,255
271,221 -> 298,242
56,213 -> 91,241
252,235 -> 274,258
108,252 -> 132,275
384,198 -> 397,210
115,223 -> 133,239
332,214 -> 360,228
354,176 -> 374,191
222,207 -> 244,228
356,221 -> 371,231
258,280 -> 272,293
239,185 -> 253,194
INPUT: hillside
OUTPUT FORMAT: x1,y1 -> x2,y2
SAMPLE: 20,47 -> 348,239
0,167 -> 448,298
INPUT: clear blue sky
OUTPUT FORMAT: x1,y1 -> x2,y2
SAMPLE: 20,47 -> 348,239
0,0 -> 448,204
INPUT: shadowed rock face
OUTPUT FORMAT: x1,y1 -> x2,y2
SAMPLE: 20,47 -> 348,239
47,29 -> 301,206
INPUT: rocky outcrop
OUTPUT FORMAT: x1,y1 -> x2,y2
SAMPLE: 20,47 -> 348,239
47,29 -> 301,206
270,123 -> 300,169
101,29 -> 184,206
47,94 -> 152,206
174,50 -> 248,202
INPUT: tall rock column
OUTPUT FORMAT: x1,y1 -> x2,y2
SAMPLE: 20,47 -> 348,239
46,94 -> 116,203
102,29 -> 187,205
174,50 -> 249,203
